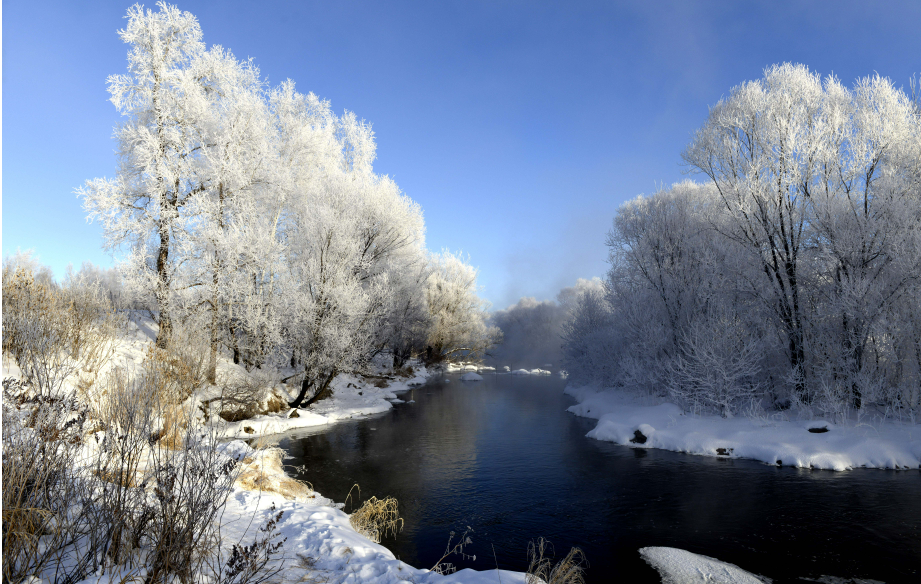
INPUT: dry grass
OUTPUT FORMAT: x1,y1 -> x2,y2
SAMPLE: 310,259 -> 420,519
235,448 -> 314,501
345,485 -> 404,544
142,327 -> 208,405
526,538 -> 587,584
429,527 -> 475,575
157,402 -> 189,450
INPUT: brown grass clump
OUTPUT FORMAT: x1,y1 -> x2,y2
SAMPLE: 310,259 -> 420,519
526,538 -> 587,584
345,485 -> 404,543
157,402 -> 189,449
235,448 -> 314,501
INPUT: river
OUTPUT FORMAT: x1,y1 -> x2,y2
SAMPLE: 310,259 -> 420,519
278,373 -> 921,583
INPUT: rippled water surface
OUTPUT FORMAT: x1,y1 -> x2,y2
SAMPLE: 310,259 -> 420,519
279,374 -> 921,583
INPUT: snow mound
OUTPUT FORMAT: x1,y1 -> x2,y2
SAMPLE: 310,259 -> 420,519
512,369 -> 531,375
640,547 -> 768,584
530,368 -> 551,375
460,372 -> 484,382
478,366 -> 496,372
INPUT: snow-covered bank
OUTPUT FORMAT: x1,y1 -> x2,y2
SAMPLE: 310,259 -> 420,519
209,367 -> 432,440
566,384 -> 921,471
218,441 -> 530,584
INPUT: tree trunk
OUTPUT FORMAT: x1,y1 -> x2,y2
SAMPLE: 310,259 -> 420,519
154,213 -> 172,349
207,183 -> 225,385
228,318 -> 241,365
207,293 -> 218,385
288,369 -> 337,409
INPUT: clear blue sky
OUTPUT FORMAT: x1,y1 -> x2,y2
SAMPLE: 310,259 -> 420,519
3,1 -> 920,308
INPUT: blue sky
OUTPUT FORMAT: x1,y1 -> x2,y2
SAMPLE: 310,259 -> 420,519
3,0 -> 920,308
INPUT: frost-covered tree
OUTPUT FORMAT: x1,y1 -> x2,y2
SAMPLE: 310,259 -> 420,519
180,47 -> 275,382
275,83 -> 428,406
682,64 -> 823,400
283,171 -> 411,408
80,2 -> 209,349
80,3 -> 499,404
804,74 -> 921,408
2,249 -> 56,288
423,250 -> 500,363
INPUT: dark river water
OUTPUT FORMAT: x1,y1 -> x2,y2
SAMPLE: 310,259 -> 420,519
278,373 -> 921,583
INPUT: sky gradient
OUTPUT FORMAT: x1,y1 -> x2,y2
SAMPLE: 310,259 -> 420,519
3,0 -> 920,308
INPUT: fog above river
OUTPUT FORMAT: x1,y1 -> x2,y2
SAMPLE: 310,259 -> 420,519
487,278 -> 603,370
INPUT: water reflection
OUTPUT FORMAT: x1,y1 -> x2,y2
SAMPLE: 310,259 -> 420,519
279,374 -> 921,583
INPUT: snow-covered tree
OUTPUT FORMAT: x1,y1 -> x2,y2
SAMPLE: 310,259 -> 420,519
80,2 -> 209,349
80,3 -> 500,406
181,47 -> 274,382
682,64 -> 827,400
565,64 -> 921,418
423,250 -> 500,363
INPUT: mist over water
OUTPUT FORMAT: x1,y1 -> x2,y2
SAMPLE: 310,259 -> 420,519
487,278 -> 603,371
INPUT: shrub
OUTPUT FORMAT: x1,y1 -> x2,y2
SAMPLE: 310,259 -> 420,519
88,365 -> 246,583
2,268 -> 120,398
2,379 -> 98,584
213,371 -> 285,423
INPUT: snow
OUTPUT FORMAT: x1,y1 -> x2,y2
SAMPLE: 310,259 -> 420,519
566,384 -> 921,471
445,362 -> 495,374
460,372 -> 483,381
511,369 -> 531,375
639,547 -> 769,584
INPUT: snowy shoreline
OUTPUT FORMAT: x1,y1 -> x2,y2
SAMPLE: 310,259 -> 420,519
207,364 -> 549,584
565,384 -> 921,471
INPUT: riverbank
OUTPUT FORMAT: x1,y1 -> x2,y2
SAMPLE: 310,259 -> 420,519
2,316 -> 533,584
565,383 -> 921,471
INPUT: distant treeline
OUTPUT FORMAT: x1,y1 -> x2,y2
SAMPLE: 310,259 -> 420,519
487,279 -> 602,370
